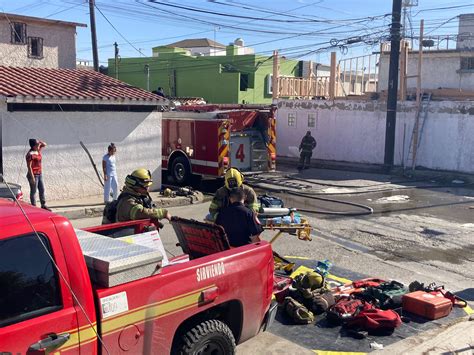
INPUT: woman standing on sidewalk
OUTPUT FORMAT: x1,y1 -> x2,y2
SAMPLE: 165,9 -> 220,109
102,143 -> 118,203
26,138 -> 50,210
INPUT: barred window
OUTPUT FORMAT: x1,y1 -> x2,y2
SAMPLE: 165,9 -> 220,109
288,113 -> 296,127
11,22 -> 27,44
460,57 -> 474,70
28,37 -> 43,59
308,113 -> 316,128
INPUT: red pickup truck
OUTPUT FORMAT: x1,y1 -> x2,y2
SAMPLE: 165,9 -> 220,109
0,199 -> 276,354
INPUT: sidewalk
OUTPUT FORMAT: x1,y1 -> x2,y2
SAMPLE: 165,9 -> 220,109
374,315 -> 474,354
48,190 -> 204,220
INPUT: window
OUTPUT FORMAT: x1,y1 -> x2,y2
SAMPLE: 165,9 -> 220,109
308,113 -> 316,128
266,74 -> 273,95
0,234 -> 62,327
11,22 -> 27,44
240,73 -> 249,91
288,113 -> 297,127
28,37 -> 43,59
460,57 -> 474,71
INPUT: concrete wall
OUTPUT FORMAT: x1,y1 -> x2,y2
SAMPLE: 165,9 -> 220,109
379,51 -> 474,92
0,19 -> 77,68
457,13 -> 474,50
1,104 -> 162,201
275,99 -> 474,174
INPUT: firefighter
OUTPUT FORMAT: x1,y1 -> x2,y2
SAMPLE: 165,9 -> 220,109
115,168 -> 171,225
208,168 -> 258,221
216,187 -> 262,247
298,131 -> 317,170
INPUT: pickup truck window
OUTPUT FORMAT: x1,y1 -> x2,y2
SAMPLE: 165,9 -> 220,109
0,233 -> 62,327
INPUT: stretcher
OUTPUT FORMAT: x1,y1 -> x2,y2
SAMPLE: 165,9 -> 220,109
259,210 -> 313,274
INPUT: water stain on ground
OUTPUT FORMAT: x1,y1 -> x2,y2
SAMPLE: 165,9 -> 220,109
386,244 -> 474,265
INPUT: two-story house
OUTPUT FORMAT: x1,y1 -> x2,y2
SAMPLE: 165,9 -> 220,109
0,13 -> 86,69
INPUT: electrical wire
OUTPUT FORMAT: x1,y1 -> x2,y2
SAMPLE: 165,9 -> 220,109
94,3 -> 145,57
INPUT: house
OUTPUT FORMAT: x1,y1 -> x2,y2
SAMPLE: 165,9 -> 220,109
167,38 -> 227,57
0,66 -> 166,200
0,13 -> 86,69
109,41 -> 300,104
378,13 -> 474,92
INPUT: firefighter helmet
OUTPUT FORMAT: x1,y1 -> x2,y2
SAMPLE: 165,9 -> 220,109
224,168 -> 244,190
125,168 -> 153,189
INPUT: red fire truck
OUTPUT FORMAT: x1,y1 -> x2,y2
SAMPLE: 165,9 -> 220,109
162,105 -> 277,184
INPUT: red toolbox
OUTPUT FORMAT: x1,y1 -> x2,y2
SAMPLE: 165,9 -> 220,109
402,291 -> 453,320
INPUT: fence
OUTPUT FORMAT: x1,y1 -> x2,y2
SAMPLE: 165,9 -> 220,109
278,76 -> 330,98
337,53 -> 379,96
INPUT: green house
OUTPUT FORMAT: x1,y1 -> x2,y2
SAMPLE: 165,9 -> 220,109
108,41 -> 301,104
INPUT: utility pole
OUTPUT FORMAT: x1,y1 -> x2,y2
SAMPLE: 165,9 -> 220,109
114,42 -> 119,79
383,0 -> 403,168
144,64 -> 150,91
89,0 -> 99,71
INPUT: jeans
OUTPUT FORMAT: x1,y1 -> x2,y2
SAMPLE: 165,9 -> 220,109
104,175 -> 119,203
28,173 -> 46,207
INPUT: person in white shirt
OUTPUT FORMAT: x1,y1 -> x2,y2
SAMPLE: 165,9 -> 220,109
102,143 -> 118,203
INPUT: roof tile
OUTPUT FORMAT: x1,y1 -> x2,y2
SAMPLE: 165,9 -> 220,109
0,66 -> 165,104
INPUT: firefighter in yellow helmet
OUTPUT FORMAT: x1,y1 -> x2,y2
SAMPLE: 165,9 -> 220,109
114,168 -> 171,226
208,168 -> 258,221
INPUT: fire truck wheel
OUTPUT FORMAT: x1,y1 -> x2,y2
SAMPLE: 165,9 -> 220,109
178,319 -> 236,355
171,156 -> 191,185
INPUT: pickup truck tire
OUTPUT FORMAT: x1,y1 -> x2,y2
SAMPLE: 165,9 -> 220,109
171,156 -> 191,185
178,319 -> 236,355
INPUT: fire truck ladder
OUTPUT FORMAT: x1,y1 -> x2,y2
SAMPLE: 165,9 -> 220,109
405,92 -> 432,171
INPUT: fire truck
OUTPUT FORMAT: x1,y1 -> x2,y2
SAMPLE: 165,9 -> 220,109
162,104 -> 277,184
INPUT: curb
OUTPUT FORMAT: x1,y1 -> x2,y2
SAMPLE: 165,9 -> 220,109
52,191 -> 205,220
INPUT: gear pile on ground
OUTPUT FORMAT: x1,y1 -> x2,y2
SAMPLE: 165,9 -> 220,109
280,267 -> 468,338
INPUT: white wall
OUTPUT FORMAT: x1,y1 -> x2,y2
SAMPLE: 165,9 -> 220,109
0,19 -> 77,68
1,103 -> 162,201
379,51 -> 474,92
275,99 -> 474,174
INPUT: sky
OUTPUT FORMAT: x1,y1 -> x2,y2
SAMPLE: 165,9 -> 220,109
0,0 -> 472,66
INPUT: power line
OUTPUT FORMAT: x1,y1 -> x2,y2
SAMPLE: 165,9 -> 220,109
94,3 -> 145,57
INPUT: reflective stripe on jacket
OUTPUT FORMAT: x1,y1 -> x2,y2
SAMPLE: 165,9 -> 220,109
209,184 -> 258,221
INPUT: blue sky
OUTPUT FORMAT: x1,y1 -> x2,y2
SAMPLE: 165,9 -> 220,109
1,0 -> 472,65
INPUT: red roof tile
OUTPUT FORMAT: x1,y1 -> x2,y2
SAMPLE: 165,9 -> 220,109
0,66 -> 165,104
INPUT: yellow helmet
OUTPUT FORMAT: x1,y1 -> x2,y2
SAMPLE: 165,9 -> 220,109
224,168 -> 244,190
125,168 -> 153,189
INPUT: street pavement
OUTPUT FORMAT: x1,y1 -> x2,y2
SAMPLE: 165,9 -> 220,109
68,167 -> 474,354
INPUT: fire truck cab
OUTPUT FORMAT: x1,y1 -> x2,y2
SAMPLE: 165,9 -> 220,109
162,105 -> 277,184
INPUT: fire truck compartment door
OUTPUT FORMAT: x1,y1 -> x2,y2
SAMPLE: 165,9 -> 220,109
230,135 -> 251,171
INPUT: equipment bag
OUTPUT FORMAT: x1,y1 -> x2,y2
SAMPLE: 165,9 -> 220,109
258,194 -> 284,208
326,297 -> 373,324
284,297 -> 315,324
359,281 -> 408,309
348,308 -> 402,331
311,291 -> 336,315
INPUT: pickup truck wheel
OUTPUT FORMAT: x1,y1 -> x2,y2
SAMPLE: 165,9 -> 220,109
171,157 -> 191,185
179,319 -> 236,355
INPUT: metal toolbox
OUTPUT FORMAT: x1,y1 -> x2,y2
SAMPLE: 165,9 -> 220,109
75,229 -> 163,288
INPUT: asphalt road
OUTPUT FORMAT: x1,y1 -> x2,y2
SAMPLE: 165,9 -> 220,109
72,167 -> 474,353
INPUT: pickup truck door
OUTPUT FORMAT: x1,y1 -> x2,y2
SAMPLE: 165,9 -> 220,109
0,229 -> 81,354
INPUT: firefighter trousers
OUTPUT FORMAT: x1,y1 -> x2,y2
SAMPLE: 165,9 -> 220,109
298,152 -> 312,170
